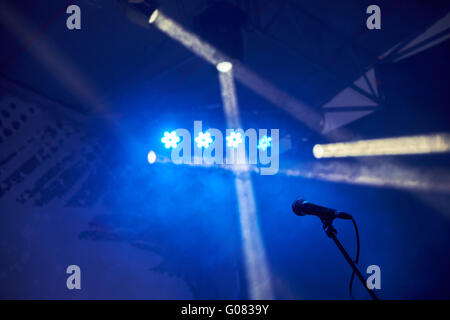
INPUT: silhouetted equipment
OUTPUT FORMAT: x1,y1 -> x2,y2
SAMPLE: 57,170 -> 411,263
292,199 -> 353,220
292,198 -> 379,300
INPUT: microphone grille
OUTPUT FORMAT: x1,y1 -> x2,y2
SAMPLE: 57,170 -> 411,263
292,199 -> 307,216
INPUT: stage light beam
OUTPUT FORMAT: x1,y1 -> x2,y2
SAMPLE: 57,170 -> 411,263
151,10 -> 221,65
218,68 -> 273,300
280,160 -> 450,194
313,133 -> 450,158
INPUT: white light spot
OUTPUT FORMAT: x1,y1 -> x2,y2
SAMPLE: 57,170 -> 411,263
148,9 -> 159,24
217,61 -> 233,73
147,150 -> 156,164
313,144 -> 324,158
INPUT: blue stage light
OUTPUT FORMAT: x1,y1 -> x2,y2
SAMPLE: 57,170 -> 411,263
161,131 -> 180,148
195,132 -> 213,148
258,136 -> 272,151
226,131 -> 243,148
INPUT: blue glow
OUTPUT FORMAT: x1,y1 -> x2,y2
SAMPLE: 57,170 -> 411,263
226,131 -> 243,148
161,131 -> 180,149
195,132 -> 213,148
258,136 -> 272,151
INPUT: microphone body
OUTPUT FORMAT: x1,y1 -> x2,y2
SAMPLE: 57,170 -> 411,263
292,199 -> 352,220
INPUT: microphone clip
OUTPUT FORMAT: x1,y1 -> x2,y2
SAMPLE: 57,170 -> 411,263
321,215 -> 338,238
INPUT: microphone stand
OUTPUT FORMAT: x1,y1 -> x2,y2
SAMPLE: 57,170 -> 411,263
321,216 -> 379,300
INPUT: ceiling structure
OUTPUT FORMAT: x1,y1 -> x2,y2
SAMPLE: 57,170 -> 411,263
1,0 -> 448,136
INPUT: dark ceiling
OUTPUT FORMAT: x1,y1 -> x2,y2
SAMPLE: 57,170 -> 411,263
1,0 -> 447,121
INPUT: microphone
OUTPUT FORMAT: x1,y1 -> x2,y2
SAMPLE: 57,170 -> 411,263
292,199 -> 352,220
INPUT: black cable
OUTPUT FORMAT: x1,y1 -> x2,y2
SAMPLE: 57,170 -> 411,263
349,216 -> 360,300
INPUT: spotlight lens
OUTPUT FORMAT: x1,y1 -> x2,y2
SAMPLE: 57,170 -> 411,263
313,144 -> 324,158
217,61 -> 232,73
147,150 -> 156,164
258,136 -> 272,151
226,131 -> 243,148
195,132 -> 213,148
148,9 -> 159,24
161,131 -> 180,149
